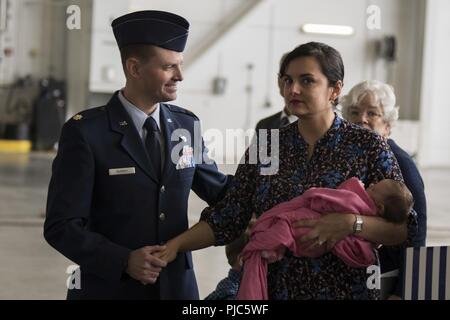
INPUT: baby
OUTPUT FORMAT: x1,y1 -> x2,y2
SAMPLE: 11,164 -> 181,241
205,215 -> 257,300
236,177 -> 413,300
204,232 -> 248,300
366,178 -> 413,224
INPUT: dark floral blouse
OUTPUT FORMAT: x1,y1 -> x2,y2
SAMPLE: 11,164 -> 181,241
200,115 -> 417,300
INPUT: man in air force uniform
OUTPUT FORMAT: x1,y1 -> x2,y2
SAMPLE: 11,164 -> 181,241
44,10 -> 231,300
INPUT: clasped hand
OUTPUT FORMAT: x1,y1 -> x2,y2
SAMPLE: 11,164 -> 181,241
126,240 -> 182,285
126,245 -> 167,285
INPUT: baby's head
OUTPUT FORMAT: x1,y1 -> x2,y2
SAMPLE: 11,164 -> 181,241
225,215 -> 256,270
225,232 -> 249,270
366,179 -> 413,223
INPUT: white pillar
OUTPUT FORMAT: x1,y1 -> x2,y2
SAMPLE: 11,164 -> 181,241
418,0 -> 450,167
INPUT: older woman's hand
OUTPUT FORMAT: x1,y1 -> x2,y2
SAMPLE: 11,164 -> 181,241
293,213 -> 355,251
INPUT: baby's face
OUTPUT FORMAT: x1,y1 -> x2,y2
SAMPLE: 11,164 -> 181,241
366,180 -> 394,210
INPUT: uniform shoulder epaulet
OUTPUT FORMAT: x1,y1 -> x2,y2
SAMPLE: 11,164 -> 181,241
164,104 -> 198,119
69,106 -> 106,123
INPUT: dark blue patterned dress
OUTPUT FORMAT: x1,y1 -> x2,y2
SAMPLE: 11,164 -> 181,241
204,269 -> 241,300
201,115 -> 417,299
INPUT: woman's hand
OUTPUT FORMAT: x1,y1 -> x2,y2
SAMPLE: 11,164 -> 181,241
293,213 -> 355,251
261,247 -> 286,263
154,221 -> 216,264
156,239 -> 180,264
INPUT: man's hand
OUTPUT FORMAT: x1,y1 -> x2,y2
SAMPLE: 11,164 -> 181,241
293,213 -> 354,251
125,245 -> 167,285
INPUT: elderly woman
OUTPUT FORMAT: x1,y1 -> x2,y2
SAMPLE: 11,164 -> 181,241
158,43 -> 417,299
340,80 -> 427,299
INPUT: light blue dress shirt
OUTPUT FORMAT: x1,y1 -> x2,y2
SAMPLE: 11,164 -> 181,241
118,90 -> 165,168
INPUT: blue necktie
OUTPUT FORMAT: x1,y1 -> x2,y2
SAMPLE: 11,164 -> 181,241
144,117 -> 161,180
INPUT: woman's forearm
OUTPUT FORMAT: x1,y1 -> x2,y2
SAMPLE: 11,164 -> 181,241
172,221 -> 216,252
359,215 -> 407,245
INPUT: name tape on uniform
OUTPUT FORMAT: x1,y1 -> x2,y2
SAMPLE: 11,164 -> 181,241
109,167 -> 136,176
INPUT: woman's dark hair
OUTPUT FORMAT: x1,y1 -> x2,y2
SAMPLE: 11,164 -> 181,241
278,42 -> 344,105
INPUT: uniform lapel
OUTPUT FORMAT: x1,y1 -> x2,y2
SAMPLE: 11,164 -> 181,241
107,92 -> 159,184
159,104 -> 181,184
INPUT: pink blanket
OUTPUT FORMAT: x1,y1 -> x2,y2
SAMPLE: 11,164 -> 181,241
236,177 -> 378,300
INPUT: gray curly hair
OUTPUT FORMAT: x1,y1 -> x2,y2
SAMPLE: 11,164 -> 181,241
339,80 -> 399,125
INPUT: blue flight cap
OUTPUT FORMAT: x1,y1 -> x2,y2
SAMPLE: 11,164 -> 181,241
111,10 -> 189,52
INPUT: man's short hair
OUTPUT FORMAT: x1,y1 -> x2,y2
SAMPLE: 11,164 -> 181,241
120,44 -> 156,73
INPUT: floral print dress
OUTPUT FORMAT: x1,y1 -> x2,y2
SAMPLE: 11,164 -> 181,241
201,115 -> 417,299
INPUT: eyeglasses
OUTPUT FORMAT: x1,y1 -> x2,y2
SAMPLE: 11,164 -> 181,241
347,108 -> 383,121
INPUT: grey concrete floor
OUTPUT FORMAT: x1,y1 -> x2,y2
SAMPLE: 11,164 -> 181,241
0,152 -> 449,299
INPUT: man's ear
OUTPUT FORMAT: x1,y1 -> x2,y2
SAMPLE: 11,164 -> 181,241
125,57 -> 141,79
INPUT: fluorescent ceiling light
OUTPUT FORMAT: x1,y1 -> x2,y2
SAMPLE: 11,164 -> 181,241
301,24 -> 354,36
